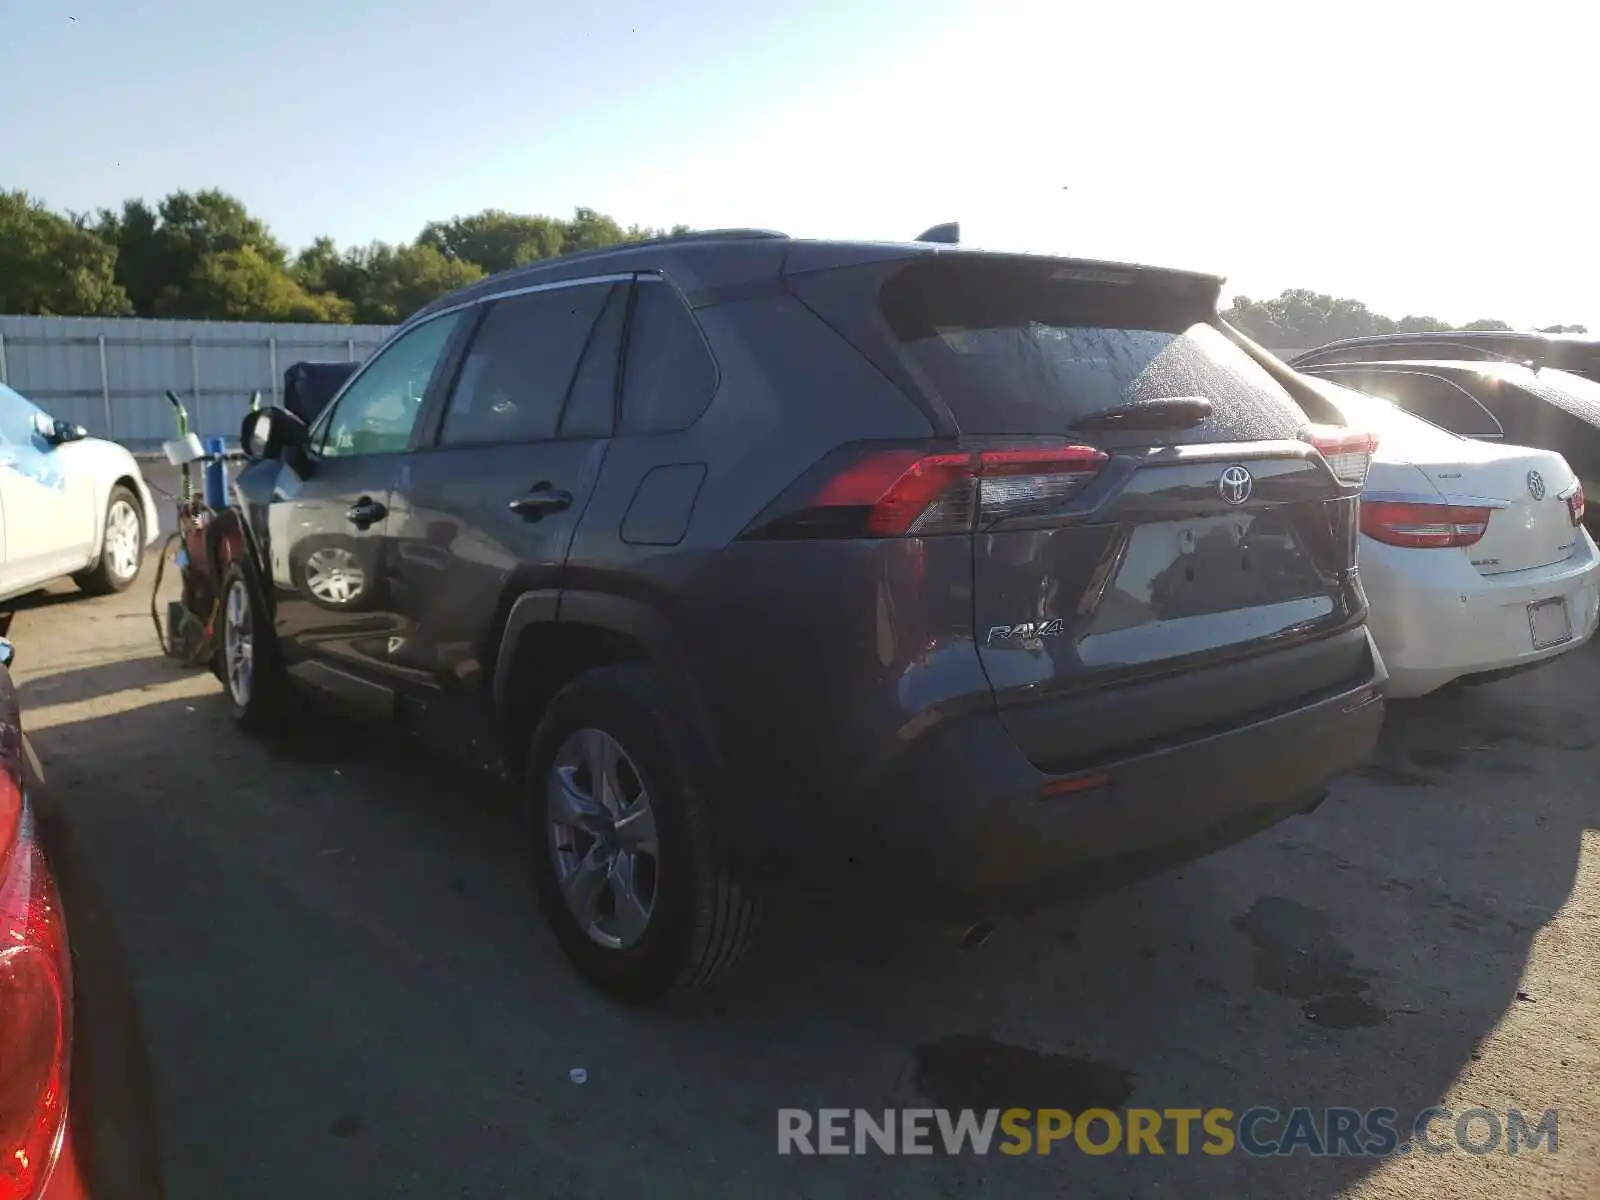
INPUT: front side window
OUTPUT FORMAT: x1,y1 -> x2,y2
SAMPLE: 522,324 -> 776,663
318,313 -> 462,458
439,284 -> 615,447
0,383 -> 67,490
0,383 -> 47,449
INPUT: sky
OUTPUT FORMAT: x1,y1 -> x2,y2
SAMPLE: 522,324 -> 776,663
4,0 -> 1598,329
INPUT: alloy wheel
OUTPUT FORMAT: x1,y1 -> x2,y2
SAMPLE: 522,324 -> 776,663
106,499 -> 141,581
547,727 -> 661,950
303,547 -> 365,606
224,579 -> 253,708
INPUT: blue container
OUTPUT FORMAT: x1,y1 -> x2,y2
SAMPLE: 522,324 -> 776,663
203,437 -> 229,508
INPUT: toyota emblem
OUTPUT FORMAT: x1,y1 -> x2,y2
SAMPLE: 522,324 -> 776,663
1219,464 -> 1254,506
1527,470 -> 1546,501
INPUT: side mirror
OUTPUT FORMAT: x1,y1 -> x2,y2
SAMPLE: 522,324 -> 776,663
32,413 -> 86,446
241,406 -> 309,463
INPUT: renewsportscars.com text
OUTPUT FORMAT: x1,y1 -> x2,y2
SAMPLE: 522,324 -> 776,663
777,1106 -> 1560,1157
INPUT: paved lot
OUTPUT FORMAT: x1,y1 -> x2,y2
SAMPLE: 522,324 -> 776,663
9,530 -> 1598,1199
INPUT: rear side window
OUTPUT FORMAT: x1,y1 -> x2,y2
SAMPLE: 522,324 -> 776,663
558,283 -> 627,437
620,278 -> 717,434
876,258 -> 1305,442
439,283 -> 610,447
1333,370 -> 1503,437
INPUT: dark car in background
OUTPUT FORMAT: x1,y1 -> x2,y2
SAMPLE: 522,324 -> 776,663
1292,330 -> 1600,383
281,361 -> 361,427
0,629 -> 164,1200
1294,359 -> 1600,530
218,230 -> 1388,1002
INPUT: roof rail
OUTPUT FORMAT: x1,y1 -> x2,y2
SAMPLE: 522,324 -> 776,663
1295,337 -> 1543,371
658,228 -> 789,244
425,227 -> 790,295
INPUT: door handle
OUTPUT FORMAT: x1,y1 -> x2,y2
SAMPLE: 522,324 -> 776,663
346,496 -> 388,529
508,486 -> 573,522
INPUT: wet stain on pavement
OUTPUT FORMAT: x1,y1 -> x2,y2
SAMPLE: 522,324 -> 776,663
1302,995 -> 1389,1029
1481,758 -> 1535,777
1358,762 -> 1434,788
1235,897 -> 1388,1028
1469,708 -> 1596,751
1360,700 -> 1593,793
1407,746 -> 1461,772
913,1034 -> 1134,1112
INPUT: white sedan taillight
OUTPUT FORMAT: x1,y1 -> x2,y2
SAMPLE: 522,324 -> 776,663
1361,500 -> 1493,549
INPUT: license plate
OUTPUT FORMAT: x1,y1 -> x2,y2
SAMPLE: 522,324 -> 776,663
1528,597 -> 1573,650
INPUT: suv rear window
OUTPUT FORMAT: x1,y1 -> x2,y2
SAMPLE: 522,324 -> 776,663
876,258 -> 1308,442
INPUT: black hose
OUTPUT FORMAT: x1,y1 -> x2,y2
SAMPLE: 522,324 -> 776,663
150,513 -> 222,667
150,532 -> 182,656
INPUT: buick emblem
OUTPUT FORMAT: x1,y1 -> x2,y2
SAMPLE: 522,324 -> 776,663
1218,464 -> 1254,506
1527,470 -> 1546,501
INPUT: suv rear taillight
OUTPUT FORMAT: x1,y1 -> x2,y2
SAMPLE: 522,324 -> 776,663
1360,500 -> 1492,549
1302,426 -> 1379,487
746,444 -> 1109,539
0,695 -> 70,1200
1567,483 -> 1586,527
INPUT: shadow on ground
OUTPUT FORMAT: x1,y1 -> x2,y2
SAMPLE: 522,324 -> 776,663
17,653 -> 192,708
23,645 -> 1598,1199
6,584 -> 94,613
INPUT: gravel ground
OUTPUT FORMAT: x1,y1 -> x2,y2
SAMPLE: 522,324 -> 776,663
8,512 -> 1598,1199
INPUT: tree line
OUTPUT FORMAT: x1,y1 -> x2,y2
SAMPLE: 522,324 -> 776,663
1223,290 -> 1585,349
0,188 -> 689,325
2,187 -> 1588,341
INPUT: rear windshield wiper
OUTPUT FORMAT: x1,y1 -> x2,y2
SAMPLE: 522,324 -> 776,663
1070,396 -> 1214,432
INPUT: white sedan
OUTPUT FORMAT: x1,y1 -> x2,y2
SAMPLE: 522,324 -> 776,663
1315,378 -> 1599,697
0,382 -> 161,604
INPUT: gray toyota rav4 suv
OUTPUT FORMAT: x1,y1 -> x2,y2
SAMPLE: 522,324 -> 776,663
224,230 -> 1387,1001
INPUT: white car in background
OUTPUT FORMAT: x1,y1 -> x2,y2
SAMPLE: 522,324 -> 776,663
0,381 -> 161,603
1311,377 -> 1599,697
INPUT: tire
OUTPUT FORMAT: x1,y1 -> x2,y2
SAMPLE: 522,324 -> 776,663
74,485 -> 145,595
215,563 -> 285,733
526,665 -> 759,1003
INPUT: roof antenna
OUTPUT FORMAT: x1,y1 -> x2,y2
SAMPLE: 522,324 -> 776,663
915,222 -> 960,244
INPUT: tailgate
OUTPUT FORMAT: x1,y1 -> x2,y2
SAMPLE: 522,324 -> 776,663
785,252 -> 1372,766
976,445 -> 1366,763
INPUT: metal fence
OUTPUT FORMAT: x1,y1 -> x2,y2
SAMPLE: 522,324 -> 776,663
0,315 -> 1321,452
0,315 -> 396,450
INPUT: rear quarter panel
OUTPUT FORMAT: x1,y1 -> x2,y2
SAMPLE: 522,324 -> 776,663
564,291 -> 971,842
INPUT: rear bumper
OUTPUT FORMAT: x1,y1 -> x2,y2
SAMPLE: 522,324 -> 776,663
839,629 -> 1386,913
1361,530 -> 1600,698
